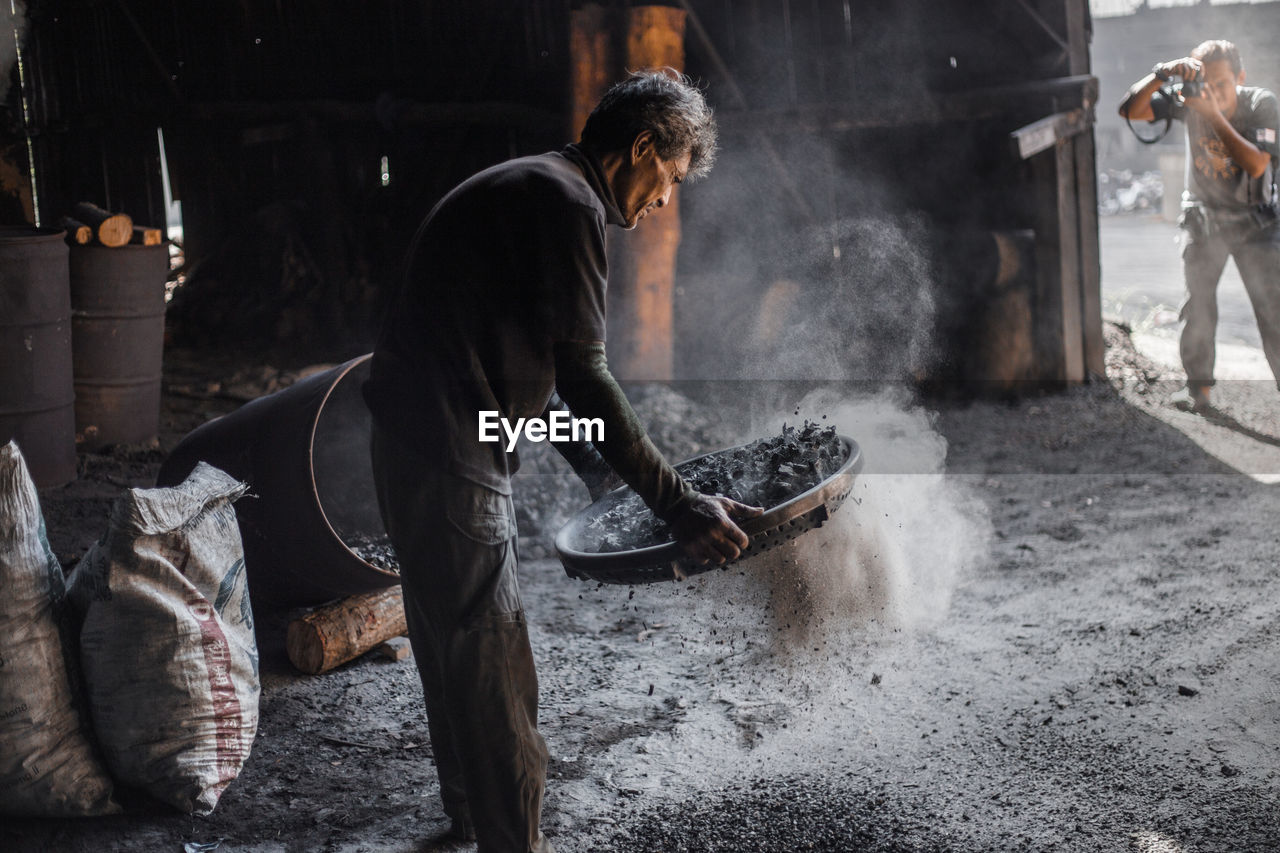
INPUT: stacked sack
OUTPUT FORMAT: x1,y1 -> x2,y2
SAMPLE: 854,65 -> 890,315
0,441 -> 117,816
0,441 -> 260,817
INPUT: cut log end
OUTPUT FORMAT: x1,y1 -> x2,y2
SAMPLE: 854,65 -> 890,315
59,216 -> 92,245
285,620 -> 327,674
132,225 -> 164,246
96,213 -> 133,247
71,201 -> 134,247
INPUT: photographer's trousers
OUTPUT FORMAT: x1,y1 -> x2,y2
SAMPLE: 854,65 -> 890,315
1179,218 -> 1280,389
371,424 -> 555,853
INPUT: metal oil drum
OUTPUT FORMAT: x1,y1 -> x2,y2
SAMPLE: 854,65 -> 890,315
0,226 -> 77,487
69,243 -> 168,448
156,354 -> 397,606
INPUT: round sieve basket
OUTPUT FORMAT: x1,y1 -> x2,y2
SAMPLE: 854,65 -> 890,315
555,435 -> 862,585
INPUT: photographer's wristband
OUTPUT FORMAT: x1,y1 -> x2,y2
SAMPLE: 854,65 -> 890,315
1152,63 -> 1170,82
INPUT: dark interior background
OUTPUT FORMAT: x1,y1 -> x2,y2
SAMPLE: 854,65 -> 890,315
5,0 -> 1104,381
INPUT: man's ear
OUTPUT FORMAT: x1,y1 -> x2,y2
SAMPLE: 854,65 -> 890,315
630,131 -> 654,165
1237,70 -> 1247,86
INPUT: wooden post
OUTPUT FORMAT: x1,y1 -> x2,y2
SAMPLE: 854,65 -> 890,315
1060,0 -> 1104,378
1031,141 -> 1085,385
1025,0 -> 1098,386
1075,130 -> 1104,378
569,4 -> 613,142
612,6 -> 687,381
568,4 -> 687,382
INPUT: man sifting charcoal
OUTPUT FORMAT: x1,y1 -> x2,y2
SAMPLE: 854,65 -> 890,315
1119,40 -> 1280,413
362,70 -> 762,852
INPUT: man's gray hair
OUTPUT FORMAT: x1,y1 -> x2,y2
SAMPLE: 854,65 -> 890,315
580,69 -> 718,180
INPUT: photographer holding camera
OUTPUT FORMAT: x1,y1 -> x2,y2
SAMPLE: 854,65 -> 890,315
1120,39 -> 1280,412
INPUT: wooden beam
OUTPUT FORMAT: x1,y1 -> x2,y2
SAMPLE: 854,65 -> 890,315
1075,131 -> 1104,378
185,99 -> 562,133
1011,0 -> 1070,53
1031,138 -> 1086,385
673,0 -> 816,224
716,75 -> 1099,135
112,0 -> 184,103
1064,0 -> 1093,77
1011,108 -> 1093,160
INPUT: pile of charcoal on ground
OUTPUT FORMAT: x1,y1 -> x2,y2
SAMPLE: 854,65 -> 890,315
601,774 -> 945,853
578,420 -> 844,553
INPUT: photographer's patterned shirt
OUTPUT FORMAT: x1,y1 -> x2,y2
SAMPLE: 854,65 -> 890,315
1151,85 -> 1279,211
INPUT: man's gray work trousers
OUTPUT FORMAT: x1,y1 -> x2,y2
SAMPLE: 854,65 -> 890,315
1179,214 -> 1280,389
371,424 -> 555,853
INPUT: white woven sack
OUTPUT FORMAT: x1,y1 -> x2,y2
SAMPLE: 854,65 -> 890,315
0,440 -> 117,816
70,461 -> 258,815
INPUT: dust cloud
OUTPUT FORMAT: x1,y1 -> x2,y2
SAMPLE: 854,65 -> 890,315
748,388 -> 989,638
653,152 -> 990,648
646,387 -> 990,662
597,388 -> 992,793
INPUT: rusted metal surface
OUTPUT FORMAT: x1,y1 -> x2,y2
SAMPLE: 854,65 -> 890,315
157,355 -> 397,606
69,243 -> 167,448
571,5 -> 688,382
0,227 -> 77,488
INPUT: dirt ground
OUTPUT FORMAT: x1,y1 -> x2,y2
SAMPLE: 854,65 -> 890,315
5,323 -> 1280,853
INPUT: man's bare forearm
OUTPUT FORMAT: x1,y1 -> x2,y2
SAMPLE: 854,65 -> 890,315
1119,72 -> 1164,121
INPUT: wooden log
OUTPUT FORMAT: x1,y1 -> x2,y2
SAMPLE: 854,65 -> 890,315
286,586 -> 407,675
60,216 -> 92,245
71,202 -> 132,248
131,225 -> 163,246
375,636 -> 412,662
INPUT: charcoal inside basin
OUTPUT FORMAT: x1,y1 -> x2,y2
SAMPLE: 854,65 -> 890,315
556,424 -> 863,586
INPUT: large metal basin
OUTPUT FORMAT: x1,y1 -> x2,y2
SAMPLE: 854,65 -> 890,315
556,434 -> 863,585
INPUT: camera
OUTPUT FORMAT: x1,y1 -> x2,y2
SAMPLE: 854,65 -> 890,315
1182,79 -> 1202,98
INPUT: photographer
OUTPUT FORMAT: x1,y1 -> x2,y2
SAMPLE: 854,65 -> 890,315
1119,40 -> 1280,412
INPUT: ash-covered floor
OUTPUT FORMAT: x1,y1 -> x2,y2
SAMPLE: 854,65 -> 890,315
6,324 -> 1280,853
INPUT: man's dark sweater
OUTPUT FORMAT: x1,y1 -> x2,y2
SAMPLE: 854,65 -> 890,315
364,144 -> 695,520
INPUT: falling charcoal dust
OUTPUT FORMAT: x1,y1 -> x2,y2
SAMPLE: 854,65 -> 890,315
580,421 -> 845,553
342,532 -> 400,573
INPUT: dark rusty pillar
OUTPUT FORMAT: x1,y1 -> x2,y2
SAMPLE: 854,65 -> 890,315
569,4 -> 686,382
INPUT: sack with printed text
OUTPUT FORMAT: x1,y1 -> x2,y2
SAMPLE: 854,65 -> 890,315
69,461 -> 259,815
